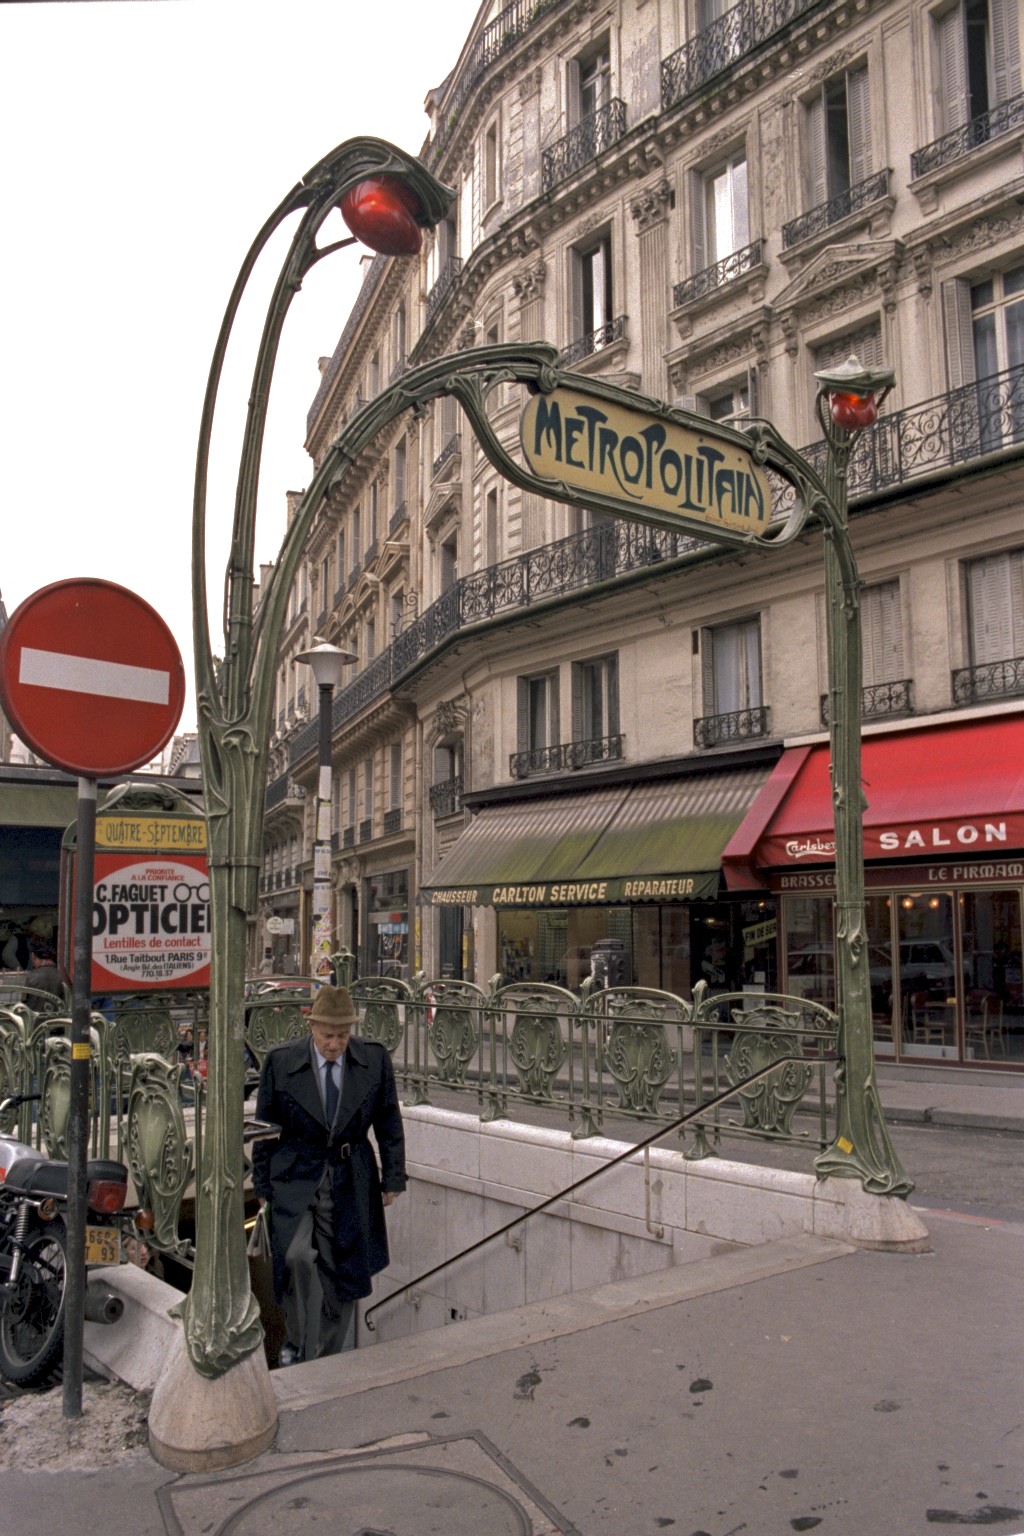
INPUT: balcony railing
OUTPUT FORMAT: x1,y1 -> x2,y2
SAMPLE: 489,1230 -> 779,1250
819,679 -> 914,728
559,315 -> 627,368
425,256 -> 463,326
432,433 -> 461,478
389,354 -> 408,384
429,775 -> 464,818
389,502 -> 408,535
661,0 -> 820,109
383,808 -> 403,836
265,775 -> 306,810
359,818 -> 373,844
673,239 -> 764,309
798,361 -> 1024,501
343,825 -> 355,849
952,656 -> 1024,705
510,733 -> 625,780
693,706 -> 770,749
782,168 -> 890,249
542,98 -> 628,192
912,91 -> 1024,179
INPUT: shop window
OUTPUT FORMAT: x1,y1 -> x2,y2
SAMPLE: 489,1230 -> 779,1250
784,896 -> 836,1007
805,65 -> 872,209
571,653 -> 619,745
965,547 -> 1024,664
517,670 -> 560,756
961,889 -> 1022,1060
692,153 -> 749,275
933,0 -> 1021,138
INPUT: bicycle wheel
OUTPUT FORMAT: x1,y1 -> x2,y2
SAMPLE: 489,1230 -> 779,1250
0,1218 -> 67,1387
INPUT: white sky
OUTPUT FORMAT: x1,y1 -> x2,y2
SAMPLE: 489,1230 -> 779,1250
0,0 -> 482,734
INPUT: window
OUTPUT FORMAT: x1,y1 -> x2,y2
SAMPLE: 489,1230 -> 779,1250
390,589 -> 405,637
484,487 -> 499,567
362,757 -> 374,819
319,555 -> 331,612
365,616 -> 376,661
806,66 -> 872,207
347,768 -> 357,831
368,350 -> 380,397
484,120 -> 500,207
702,618 -> 763,715
336,529 -> 345,587
935,0 -> 1021,135
517,671 -> 560,754
944,266 -> 1024,446
693,154 -> 749,273
368,481 -> 379,546
577,40 -> 611,120
969,266 -> 1024,379
862,580 -> 906,685
352,505 -> 361,563
440,535 -> 458,593
574,234 -> 614,345
389,742 -> 403,809
393,439 -> 407,515
965,548 -> 1024,663
393,303 -> 407,373
572,654 -> 619,743
704,378 -> 754,422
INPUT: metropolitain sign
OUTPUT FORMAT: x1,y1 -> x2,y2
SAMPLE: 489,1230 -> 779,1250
521,386 -> 773,538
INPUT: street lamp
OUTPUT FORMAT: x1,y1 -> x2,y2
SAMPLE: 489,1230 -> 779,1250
147,138 -> 454,1473
805,354 -> 909,1196
296,640 -> 357,980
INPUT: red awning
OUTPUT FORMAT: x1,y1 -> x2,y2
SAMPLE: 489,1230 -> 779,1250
722,712 -> 1024,887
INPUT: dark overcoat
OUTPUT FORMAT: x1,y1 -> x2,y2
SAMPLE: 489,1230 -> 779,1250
251,1034 -> 406,1305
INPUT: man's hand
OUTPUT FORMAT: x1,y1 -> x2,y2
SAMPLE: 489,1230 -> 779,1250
382,1191 -> 401,1208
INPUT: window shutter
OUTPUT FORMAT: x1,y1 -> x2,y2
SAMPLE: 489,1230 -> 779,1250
968,554 -> 1013,663
701,628 -> 718,714
571,663 -> 585,742
1011,548 -> 1024,654
516,677 -> 530,754
747,364 -> 761,417
742,619 -> 763,710
861,580 -> 904,686
807,92 -> 828,208
942,278 -> 977,388
846,66 -> 872,185
731,157 -> 750,252
607,655 -> 620,737
692,171 -> 708,275
937,5 -> 970,133
549,672 -> 561,746
991,0 -> 1022,105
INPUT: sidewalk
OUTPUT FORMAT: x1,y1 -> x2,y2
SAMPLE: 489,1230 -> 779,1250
874,1062 -> 1024,1133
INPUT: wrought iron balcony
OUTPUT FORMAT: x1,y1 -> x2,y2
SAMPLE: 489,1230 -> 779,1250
429,775 -> 464,818
952,656 -> 1024,705
661,0 -> 820,109
510,734 -> 625,780
912,91 -> 1024,179
383,808 -> 403,836
426,256 -> 464,326
673,240 -> 764,309
782,168 -> 890,249
797,361 -> 1024,501
542,98 -> 628,192
819,679 -> 914,728
359,818 -> 373,844
432,433 -> 461,478
389,502 -> 408,535
389,354 -> 408,384
265,775 -> 306,811
559,315 -> 627,368
693,706 -> 770,749
343,825 -> 355,849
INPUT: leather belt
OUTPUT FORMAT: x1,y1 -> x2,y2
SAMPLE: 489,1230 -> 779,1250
334,1142 -> 352,1160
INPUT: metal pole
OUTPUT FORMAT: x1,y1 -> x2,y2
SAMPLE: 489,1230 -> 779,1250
63,776 -> 96,1418
311,681 -> 335,981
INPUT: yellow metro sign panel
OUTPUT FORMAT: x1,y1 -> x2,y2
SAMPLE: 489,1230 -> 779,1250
521,386 -> 772,537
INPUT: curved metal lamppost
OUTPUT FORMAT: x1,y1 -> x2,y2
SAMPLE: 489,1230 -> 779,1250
155,125 -> 908,1463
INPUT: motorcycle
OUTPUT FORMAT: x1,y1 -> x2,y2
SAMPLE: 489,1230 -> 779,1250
0,1094 -> 129,1387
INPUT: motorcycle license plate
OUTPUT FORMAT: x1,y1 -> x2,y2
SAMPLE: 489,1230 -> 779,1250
85,1225 -> 121,1266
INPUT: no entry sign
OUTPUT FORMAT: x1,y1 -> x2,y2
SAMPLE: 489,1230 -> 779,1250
0,579 -> 185,776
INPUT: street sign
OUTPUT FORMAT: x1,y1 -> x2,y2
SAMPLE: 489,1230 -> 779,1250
0,579 -> 185,777
521,385 -> 773,538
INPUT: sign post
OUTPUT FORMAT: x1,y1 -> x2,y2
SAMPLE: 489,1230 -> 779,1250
0,578 -> 184,1417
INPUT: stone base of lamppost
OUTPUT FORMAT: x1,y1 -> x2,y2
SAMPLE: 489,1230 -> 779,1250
148,1330 -> 278,1471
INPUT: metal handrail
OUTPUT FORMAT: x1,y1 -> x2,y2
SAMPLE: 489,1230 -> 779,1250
364,1050 -> 838,1331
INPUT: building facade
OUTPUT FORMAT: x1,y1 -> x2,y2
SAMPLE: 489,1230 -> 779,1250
261,0 -> 1024,1069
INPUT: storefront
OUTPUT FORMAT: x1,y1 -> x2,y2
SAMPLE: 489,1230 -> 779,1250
422,765 -> 779,997
364,867 -> 410,979
723,712 -> 1024,1067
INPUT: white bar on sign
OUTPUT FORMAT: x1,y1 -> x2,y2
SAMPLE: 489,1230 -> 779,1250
19,647 -> 170,705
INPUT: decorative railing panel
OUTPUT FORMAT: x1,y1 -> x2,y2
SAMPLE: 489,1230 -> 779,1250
429,775 -> 464,818
912,91 -> 1024,178
673,239 -> 764,308
541,98 -> 628,192
782,168 -> 890,248
661,0 -> 820,108
694,705 -> 770,748
952,655 -> 1024,704
510,733 -> 625,779
819,678 -> 914,727
432,432 -> 461,478
425,256 -> 464,326
559,314 -> 627,368
383,808 -> 402,836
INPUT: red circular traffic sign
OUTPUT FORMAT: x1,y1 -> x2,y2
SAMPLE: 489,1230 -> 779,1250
0,579 -> 186,777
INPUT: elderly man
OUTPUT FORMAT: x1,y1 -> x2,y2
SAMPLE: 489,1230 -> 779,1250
252,984 -> 406,1364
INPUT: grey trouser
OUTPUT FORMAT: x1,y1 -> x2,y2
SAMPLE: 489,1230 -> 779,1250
281,1173 -> 357,1360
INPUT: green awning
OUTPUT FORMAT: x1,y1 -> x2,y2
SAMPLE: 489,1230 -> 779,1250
0,784 -> 78,830
421,765 -> 771,907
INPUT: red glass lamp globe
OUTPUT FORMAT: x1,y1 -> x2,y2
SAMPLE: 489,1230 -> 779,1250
829,390 -> 878,430
339,175 -> 424,256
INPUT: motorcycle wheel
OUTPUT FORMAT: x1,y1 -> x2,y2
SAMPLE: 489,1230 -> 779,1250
0,1218 -> 67,1387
